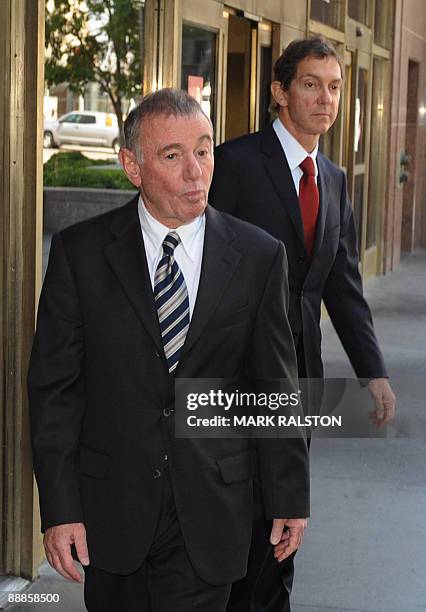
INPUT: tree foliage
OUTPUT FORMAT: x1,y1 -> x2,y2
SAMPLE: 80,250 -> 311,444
45,0 -> 143,135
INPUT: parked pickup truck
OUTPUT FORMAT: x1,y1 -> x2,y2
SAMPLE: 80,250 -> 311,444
44,111 -> 120,153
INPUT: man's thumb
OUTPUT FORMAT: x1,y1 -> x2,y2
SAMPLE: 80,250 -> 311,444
74,528 -> 90,566
270,518 -> 286,545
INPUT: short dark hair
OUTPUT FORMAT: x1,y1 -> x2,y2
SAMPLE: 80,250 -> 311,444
274,36 -> 344,92
124,88 -> 210,155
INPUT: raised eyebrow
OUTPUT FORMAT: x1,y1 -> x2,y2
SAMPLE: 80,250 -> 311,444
300,74 -> 320,81
301,74 -> 342,84
157,134 -> 212,155
197,134 -> 213,145
158,143 -> 184,155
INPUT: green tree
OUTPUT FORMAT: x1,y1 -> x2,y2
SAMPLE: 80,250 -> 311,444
45,0 -> 144,140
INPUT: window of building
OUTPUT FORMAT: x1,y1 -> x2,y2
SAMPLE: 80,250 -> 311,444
374,0 -> 392,49
259,45 -> 272,129
353,174 -> 364,252
310,0 -> 343,30
367,59 -> 388,250
181,24 -> 216,124
348,0 -> 369,24
355,68 -> 368,165
342,62 -> 352,170
319,120 -> 340,164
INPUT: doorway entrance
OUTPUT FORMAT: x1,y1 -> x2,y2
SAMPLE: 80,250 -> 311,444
225,13 -> 253,140
224,10 -> 273,141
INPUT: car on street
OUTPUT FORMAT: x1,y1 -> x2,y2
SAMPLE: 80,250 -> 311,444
44,111 -> 120,153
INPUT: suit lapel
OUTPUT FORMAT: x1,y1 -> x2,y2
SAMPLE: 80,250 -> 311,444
179,206 -> 241,360
260,125 -> 306,252
103,198 -> 165,356
103,201 -> 241,366
312,153 -> 331,258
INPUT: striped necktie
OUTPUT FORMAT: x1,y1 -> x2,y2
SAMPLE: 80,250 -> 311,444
154,232 -> 190,374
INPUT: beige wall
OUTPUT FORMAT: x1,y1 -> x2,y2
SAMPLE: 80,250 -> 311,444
385,0 -> 426,271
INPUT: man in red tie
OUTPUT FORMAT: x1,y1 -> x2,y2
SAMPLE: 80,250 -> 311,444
210,37 -> 396,612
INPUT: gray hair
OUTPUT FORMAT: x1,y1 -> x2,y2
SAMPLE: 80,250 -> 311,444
124,88 -> 212,159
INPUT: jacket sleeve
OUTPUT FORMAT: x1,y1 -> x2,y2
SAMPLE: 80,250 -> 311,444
323,173 -> 387,379
28,232 -> 86,531
250,241 -> 310,519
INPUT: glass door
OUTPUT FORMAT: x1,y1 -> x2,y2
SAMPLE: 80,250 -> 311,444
222,8 -> 275,141
224,12 -> 253,141
366,57 -> 389,273
181,0 -> 227,144
344,48 -> 372,270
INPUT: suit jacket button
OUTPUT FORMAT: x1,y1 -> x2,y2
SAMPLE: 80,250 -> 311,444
298,255 -> 306,262
152,468 -> 162,479
163,407 -> 174,417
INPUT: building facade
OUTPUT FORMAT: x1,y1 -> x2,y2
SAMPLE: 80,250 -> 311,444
142,0 -> 426,277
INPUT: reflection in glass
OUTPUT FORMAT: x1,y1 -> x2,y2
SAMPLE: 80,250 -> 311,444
319,120 -> 339,165
259,45 -> 272,129
355,68 -> 368,164
181,25 -> 216,122
367,60 -> 388,249
342,62 -> 352,170
374,0 -> 392,49
310,0 -> 343,30
348,0 -> 368,24
353,174 -> 364,252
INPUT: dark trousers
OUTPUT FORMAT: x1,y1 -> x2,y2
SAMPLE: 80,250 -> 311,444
84,470 -> 231,612
226,501 -> 294,612
227,339 -> 308,612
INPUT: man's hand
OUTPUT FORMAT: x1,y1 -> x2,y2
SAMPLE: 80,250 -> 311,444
44,522 -> 90,582
270,518 -> 307,562
367,378 -> 396,428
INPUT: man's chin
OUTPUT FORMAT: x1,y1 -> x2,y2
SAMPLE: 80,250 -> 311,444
318,118 -> 335,133
178,201 -> 207,224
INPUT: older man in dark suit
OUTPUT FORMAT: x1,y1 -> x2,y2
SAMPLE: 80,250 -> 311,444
28,88 -> 309,612
210,37 -> 396,612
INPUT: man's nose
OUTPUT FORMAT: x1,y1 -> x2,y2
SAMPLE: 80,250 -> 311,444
184,155 -> 202,180
318,86 -> 333,105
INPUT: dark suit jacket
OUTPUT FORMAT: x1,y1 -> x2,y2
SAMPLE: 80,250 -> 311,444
28,198 -> 309,585
210,124 -> 387,379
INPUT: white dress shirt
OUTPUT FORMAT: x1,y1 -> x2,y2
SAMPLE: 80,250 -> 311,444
137,197 -> 205,318
272,118 -> 319,195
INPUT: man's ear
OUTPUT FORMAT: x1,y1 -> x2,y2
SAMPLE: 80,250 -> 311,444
271,81 -> 288,108
119,148 -> 142,188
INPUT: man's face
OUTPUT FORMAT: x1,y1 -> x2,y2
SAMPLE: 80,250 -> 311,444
275,55 -> 342,144
120,112 -> 214,227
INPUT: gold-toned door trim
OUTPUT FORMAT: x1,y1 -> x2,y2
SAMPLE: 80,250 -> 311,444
0,0 -> 45,579
309,20 -> 346,43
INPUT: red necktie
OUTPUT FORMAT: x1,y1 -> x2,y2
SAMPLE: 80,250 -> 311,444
299,156 -> 319,256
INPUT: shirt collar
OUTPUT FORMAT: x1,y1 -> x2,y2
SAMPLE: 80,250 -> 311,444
272,117 -> 319,175
137,196 -> 204,262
